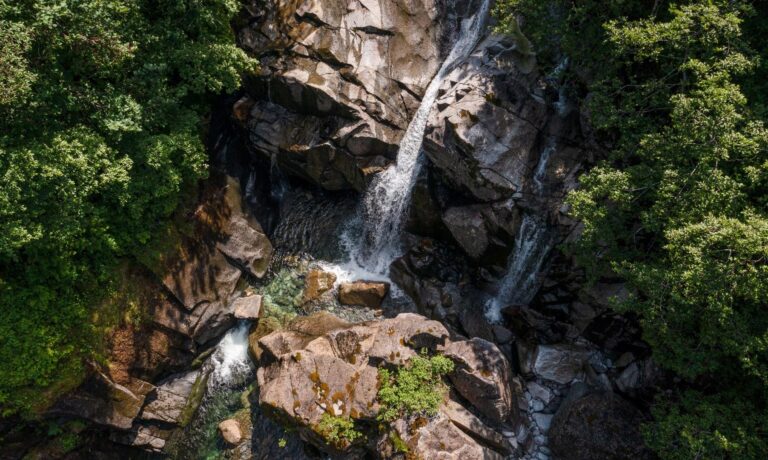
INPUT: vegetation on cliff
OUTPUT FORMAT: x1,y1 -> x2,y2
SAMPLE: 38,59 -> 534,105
495,0 -> 768,457
376,353 -> 455,422
0,0 -> 254,415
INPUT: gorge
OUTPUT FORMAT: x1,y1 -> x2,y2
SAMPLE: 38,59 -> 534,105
2,0 -> 766,459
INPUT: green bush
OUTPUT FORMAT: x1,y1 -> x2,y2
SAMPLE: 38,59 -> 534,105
316,413 -> 363,448
0,0 -> 255,416
495,1 -> 768,458
376,353 -> 454,422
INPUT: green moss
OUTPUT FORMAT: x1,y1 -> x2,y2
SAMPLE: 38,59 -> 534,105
390,430 -> 409,453
177,371 -> 210,428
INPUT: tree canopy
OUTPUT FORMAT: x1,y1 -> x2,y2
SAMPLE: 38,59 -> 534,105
495,0 -> 768,457
0,0 -> 254,416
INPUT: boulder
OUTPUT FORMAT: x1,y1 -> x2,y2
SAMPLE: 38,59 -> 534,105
530,344 -> 590,384
549,388 -> 653,460
442,338 -> 515,423
255,313 -> 509,457
218,419 -> 243,445
233,294 -> 262,320
338,281 -> 389,308
140,370 -> 201,425
48,371 -> 154,431
110,424 -> 171,453
303,269 -> 337,303
392,412 -> 504,460
443,399 -> 511,454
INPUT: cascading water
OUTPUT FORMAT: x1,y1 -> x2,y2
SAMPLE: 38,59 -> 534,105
167,321 -> 253,459
485,215 -> 554,323
209,321 -> 252,385
485,141 -> 557,324
350,0 -> 492,275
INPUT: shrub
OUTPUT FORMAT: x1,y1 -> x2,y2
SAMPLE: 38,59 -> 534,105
316,414 -> 363,448
376,353 -> 455,422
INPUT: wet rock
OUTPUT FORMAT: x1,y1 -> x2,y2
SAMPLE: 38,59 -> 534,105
389,239 -> 466,319
442,205 -> 490,258
338,281 -> 389,308
442,338 -> 515,423
549,388 -> 653,460
233,294 -> 262,320
530,344 -> 590,384
302,269 -> 337,303
218,419 -> 243,445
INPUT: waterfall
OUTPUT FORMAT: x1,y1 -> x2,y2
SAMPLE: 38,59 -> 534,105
485,142 -> 556,323
351,0 -> 492,275
485,215 -> 553,323
166,321 -> 253,458
209,321 -> 252,385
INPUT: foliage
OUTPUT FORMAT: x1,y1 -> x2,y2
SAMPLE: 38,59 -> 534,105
316,414 -> 363,448
376,353 -> 454,422
496,0 -> 768,458
0,0 -> 255,416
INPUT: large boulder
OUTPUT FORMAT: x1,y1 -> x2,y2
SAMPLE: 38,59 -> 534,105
338,281 -> 389,308
442,338 -> 515,423
139,370 -> 202,425
48,370 -> 154,431
549,388 -> 653,460
528,344 -> 590,385
255,313 -> 512,457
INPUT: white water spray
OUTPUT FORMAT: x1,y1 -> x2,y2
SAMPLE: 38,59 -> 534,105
209,321 -> 252,385
352,0 -> 492,275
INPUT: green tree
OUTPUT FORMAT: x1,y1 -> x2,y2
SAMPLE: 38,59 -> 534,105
0,0 -> 255,416
496,1 -> 768,457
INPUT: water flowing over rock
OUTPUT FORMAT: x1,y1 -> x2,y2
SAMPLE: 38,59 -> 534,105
354,0 -> 493,274
238,0 -> 453,193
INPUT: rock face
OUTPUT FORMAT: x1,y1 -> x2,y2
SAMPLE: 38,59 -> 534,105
443,338 -> 515,423
338,281 -> 389,308
139,370 -> 201,425
149,175 -> 273,344
255,313 -> 515,458
549,388 -> 653,460
48,370 -> 154,431
237,0 -> 476,191
421,32 -> 584,263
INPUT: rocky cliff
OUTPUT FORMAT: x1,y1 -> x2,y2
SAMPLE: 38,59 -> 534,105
7,2 -> 659,459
